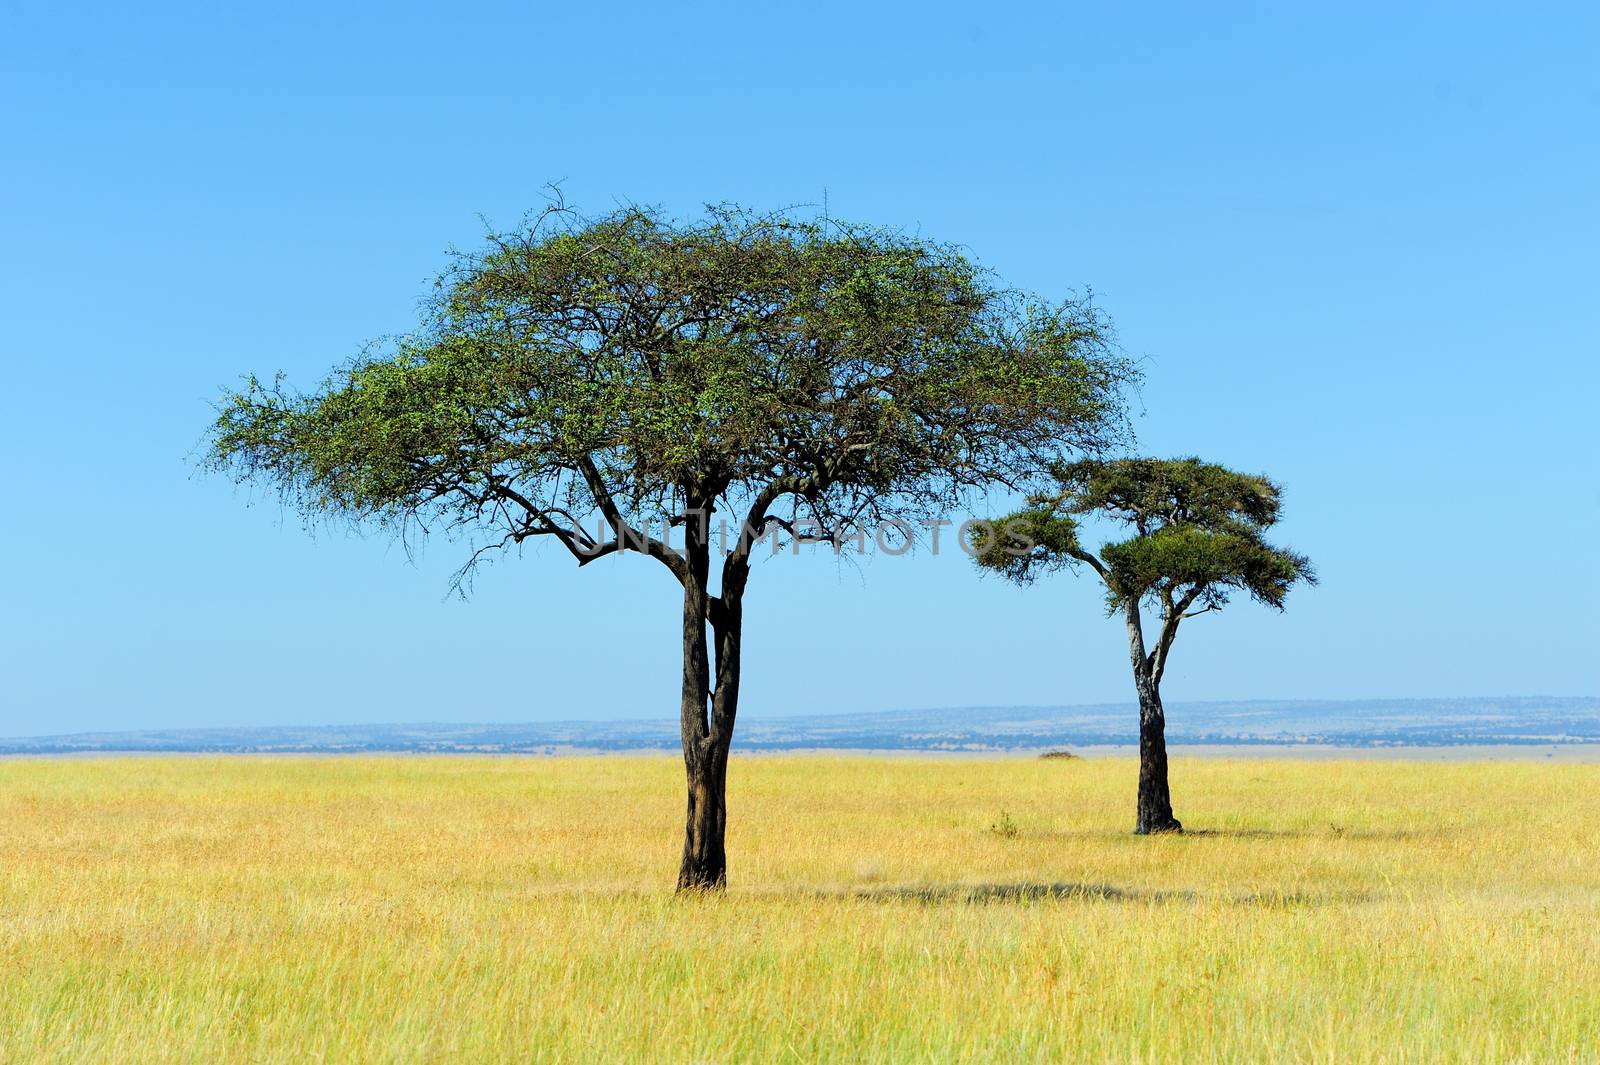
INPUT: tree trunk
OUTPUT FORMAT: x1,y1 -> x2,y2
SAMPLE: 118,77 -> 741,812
1135,680 -> 1182,834
675,505 -> 742,892
1123,599 -> 1182,834
678,737 -> 729,890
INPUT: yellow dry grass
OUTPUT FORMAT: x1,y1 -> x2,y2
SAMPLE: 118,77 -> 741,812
1,754 -> 1597,1063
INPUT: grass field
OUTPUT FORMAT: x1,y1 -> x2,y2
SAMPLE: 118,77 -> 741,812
2,755 -> 1597,1063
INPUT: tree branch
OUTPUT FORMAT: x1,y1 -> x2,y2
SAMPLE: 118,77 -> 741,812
1066,546 -> 1109,582
1151,585 -> 1207,687
722,474 -> 818,594
488,483 -> 603,564
576,455 -> 690,584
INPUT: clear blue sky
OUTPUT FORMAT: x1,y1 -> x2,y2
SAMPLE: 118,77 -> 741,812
2,2 -> 1596,737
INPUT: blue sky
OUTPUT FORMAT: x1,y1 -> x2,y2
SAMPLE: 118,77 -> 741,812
1,2 -> 1596,736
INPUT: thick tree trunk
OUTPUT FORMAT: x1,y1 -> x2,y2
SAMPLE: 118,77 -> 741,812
674,506 -> 743,892
1135,680 -> 1182,834
678,738 -> 729,890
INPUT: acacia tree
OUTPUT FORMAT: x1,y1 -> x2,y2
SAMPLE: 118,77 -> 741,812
207,202 -> 1135,889
974,458 -> 1314,834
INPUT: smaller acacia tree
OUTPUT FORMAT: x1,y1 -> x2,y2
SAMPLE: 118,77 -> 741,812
974,458 -> 1314,833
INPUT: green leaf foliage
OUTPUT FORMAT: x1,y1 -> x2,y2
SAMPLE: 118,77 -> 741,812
974,457 -> 1314,613
967,507 -> 1084,585
206,202 -> 1137,582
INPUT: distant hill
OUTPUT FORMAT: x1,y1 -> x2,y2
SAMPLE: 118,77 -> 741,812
2,697 -> 1596,754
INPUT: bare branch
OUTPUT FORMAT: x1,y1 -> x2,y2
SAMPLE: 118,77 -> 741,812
577,456 -> 690,585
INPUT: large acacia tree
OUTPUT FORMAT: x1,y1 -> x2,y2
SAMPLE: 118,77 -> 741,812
974,458 -> 1314,833
208,202 -> 1134,889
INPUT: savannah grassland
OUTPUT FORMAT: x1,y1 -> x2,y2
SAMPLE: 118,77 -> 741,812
1,756 -> 1597,1063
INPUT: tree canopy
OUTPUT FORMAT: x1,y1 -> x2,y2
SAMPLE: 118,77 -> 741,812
210,203 -> 1136,592
977,456 -> 1312,622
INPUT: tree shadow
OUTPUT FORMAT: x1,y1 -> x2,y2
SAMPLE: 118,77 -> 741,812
1028,825 -> 1451,842
845,880 -> 1185,904
1187,826 -> 1451,841
833,880 -> 1372,908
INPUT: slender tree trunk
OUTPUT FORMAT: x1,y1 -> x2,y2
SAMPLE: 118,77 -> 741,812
1134,677 -> 1181,834
1124,599 -> 1182,834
